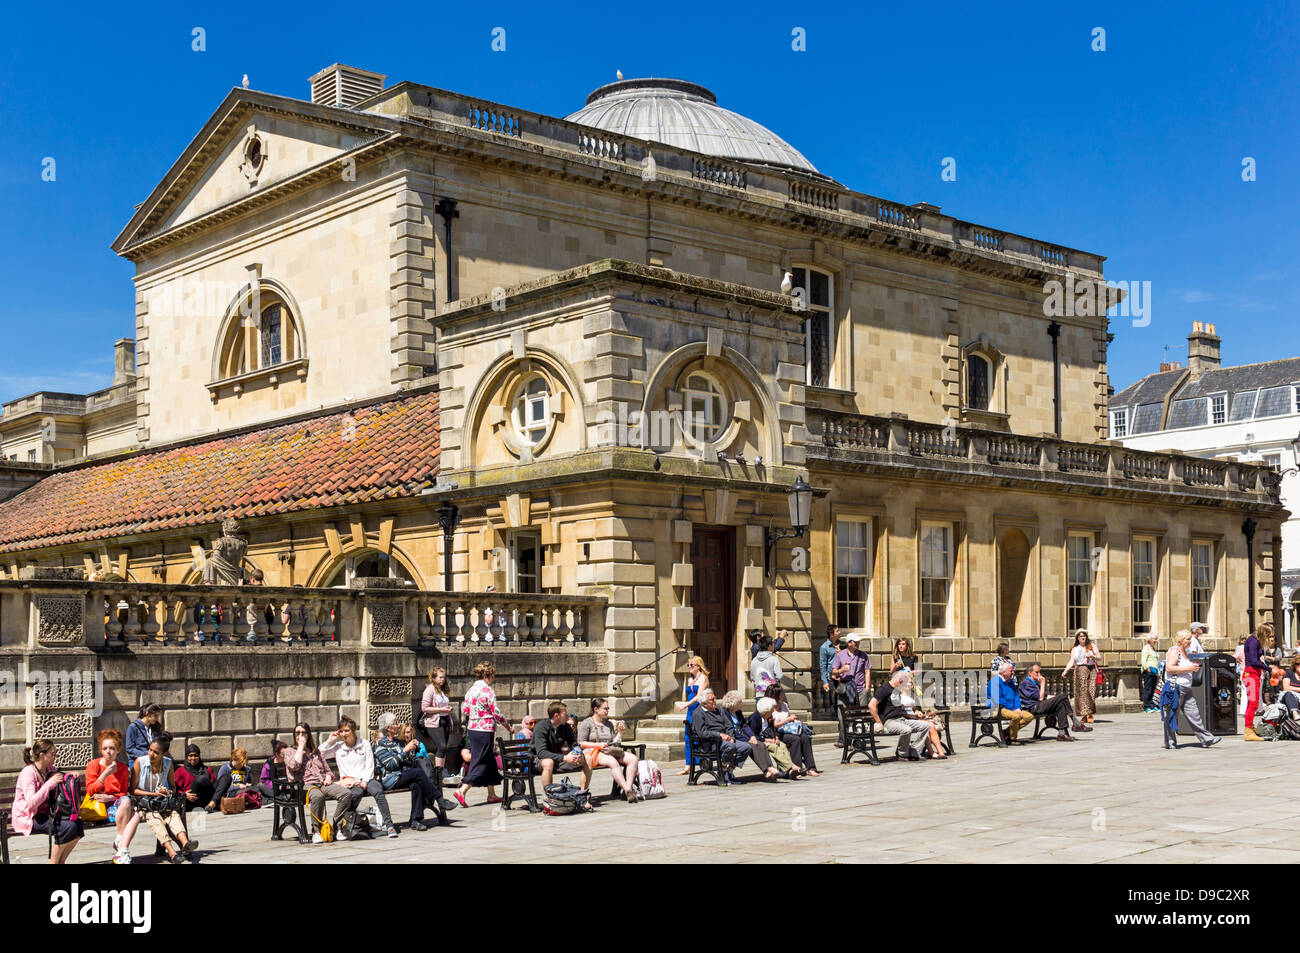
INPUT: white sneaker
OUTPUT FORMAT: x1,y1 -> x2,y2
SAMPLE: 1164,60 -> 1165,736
117,848 -> 132,865
311,832 -> 324,844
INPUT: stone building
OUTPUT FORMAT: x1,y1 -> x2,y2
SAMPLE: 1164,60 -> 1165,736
1111,321 -> 1300,644
0,65 -> 1284,769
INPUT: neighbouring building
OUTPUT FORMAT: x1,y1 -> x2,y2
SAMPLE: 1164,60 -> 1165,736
0,65 -> 1283,770
1110,321 -> 1300,643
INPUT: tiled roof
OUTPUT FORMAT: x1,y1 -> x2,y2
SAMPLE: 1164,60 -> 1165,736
0,390 -> 438,553
1110,357 -> 1300,433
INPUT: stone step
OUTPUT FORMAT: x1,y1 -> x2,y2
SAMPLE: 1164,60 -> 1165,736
634,727 -> 688,744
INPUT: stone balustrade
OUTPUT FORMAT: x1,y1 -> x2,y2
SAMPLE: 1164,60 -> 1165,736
386,86 -> 1105,278
0,577 -> 606,651
809,409 -> 1279,506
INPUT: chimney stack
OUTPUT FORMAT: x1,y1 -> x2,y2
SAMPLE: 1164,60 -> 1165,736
113,338 -> 136,386
1187,321 -> 1221,379
308,64 -> 386,108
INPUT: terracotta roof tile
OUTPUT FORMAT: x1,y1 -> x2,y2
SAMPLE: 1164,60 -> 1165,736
0,390 -> 439,554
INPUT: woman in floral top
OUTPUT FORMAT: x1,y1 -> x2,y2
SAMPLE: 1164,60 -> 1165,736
455,661 -> 509,808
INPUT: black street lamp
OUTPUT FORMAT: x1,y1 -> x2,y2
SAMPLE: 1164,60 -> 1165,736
1243,516 -> 1258,631
437,501 -> 460,592
765,477 -> 813,578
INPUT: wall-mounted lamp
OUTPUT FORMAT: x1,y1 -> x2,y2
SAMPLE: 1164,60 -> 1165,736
764,477 -> 813,578
437,500 -> 461,592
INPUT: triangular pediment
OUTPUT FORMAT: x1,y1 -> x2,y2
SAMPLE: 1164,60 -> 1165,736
113,90 -> 396,255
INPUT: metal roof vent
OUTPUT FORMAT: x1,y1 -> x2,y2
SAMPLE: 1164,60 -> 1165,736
309,64 -> 386,108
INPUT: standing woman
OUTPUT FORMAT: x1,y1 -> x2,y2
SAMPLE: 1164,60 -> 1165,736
455,661 -> 509,808
1163,630 -> 1219,749
421,667 -> 454,778
1244,623 -> 1280,741
1063,630 -> 1102,723
1140,634 -> 1162,713
15,740 -> 82,864
891,638 -> 919,675
125,703 -> 162,763
672,656 -> 711,776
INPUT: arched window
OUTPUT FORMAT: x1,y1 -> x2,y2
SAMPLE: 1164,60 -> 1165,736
683,372 -> 727,444
215,288 -> 303,381
512,374 -> 551,446
326,551 -> 415,588
967,354 -> 991,411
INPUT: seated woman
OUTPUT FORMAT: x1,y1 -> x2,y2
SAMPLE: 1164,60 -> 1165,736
893,670 -> 947,759
760,687 -> 819,776
255,740 -> 287,799
748,697 -> 806,779
16,739 -> 83,864
209,748 -> 261,810
719,690 -> 790,780
130,739 -> 197,864
1280,659 -> 1300,714
85,729 -> 140,864
174,744 -> 216,812
577,698 -> 641,802
402,723 -> 440,786
284,722 -> 356,843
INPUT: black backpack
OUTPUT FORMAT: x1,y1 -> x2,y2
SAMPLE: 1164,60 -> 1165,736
542,779 -> 592,816
49,772 -> 81,822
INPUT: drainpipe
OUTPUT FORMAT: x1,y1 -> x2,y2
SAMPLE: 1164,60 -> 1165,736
1048,321 -> 1062,437
1243,517 -> 1258,630
434,198 -> 459,303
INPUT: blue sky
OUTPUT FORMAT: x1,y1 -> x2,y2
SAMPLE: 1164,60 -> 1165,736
1,0 -> 1296,402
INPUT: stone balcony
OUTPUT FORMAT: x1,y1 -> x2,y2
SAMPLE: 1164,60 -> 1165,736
807,409 -> 1284,510
366,83 -> 1104,282
1,575 -> 607,651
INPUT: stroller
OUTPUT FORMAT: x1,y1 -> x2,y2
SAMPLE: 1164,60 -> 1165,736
1256,702 -> 1300,741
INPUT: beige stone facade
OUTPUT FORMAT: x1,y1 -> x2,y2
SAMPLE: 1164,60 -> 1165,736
0,66 -> 1286,746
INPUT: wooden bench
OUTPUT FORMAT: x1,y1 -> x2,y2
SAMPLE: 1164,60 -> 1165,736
840,706 -> 955,765
685,721 -> 729,786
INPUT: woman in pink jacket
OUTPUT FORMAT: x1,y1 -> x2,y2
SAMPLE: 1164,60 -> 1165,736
15,739 -> 83,864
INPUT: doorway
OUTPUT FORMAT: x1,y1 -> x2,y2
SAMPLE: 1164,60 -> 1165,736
691,527 -> 736,698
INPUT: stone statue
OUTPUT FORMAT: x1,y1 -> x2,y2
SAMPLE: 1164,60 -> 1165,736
203,517 -> 248,585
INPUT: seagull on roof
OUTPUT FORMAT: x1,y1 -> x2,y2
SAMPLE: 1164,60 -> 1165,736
242,74 -> 250,89
616,69 -> 623,80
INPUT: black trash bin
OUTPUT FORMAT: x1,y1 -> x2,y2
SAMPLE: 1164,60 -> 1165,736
1176,652 -> 1238,737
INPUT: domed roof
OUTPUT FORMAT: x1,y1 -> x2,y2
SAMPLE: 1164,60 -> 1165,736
565,77 -> 817,174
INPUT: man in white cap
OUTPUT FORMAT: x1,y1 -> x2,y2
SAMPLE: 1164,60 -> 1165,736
1189,622 -> 1207,655
831,634 -> 871,709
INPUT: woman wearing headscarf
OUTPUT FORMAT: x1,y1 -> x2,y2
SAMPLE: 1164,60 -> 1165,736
174,744 -> 216,812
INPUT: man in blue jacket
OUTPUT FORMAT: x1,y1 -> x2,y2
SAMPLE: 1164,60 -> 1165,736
988,663 -> 1034,744
1018,662 -> 1090,741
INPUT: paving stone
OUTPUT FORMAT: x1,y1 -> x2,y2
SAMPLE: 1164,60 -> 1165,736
8,712 -> 1284,865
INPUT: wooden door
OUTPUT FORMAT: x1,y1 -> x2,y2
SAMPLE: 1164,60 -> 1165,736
691,528 -> 735,697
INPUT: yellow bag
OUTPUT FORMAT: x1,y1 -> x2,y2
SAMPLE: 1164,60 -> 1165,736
79,793 -> 109,823
306,787 -> 332,842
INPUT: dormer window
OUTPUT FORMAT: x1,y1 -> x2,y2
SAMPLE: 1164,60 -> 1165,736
1110,408 -> 1128,438
1208,393 -> 1226,425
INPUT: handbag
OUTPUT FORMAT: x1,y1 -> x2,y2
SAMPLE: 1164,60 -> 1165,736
1095,667 -> 1106,686
220,796 -> 246,815
79,793 -> 109,822
306,787 -> 332,842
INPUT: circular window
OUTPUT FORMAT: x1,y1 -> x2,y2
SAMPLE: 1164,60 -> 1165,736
244,136 -> 265,170
683,372 -> 727,444
512,375 -> 551,446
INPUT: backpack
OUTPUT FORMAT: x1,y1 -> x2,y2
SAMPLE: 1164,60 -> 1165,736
49,772 -> 81,823
635,759 -> 666,799
542,778 -> 592,816
1279,716 -> 1300,742
1260,703 -> 1288,726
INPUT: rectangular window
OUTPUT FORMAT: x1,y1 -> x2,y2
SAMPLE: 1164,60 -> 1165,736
1132,537 -> 1156,636
1067,534 -> 1094,632
1111,408 -> 1128,438
1191,541 -> 1214,626
260,304 -> 282,368
1209,394 -> 1226,425
1294,384 -> 1300,414
793,267 -> 833,388
26,449 -> 36,462
834,519 -> 873,631
510,531 -> 542,594
920,522 -> 954,633
1264,453 -> 1282,472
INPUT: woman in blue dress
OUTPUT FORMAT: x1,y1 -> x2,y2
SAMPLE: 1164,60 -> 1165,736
673,656 -> 711,775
